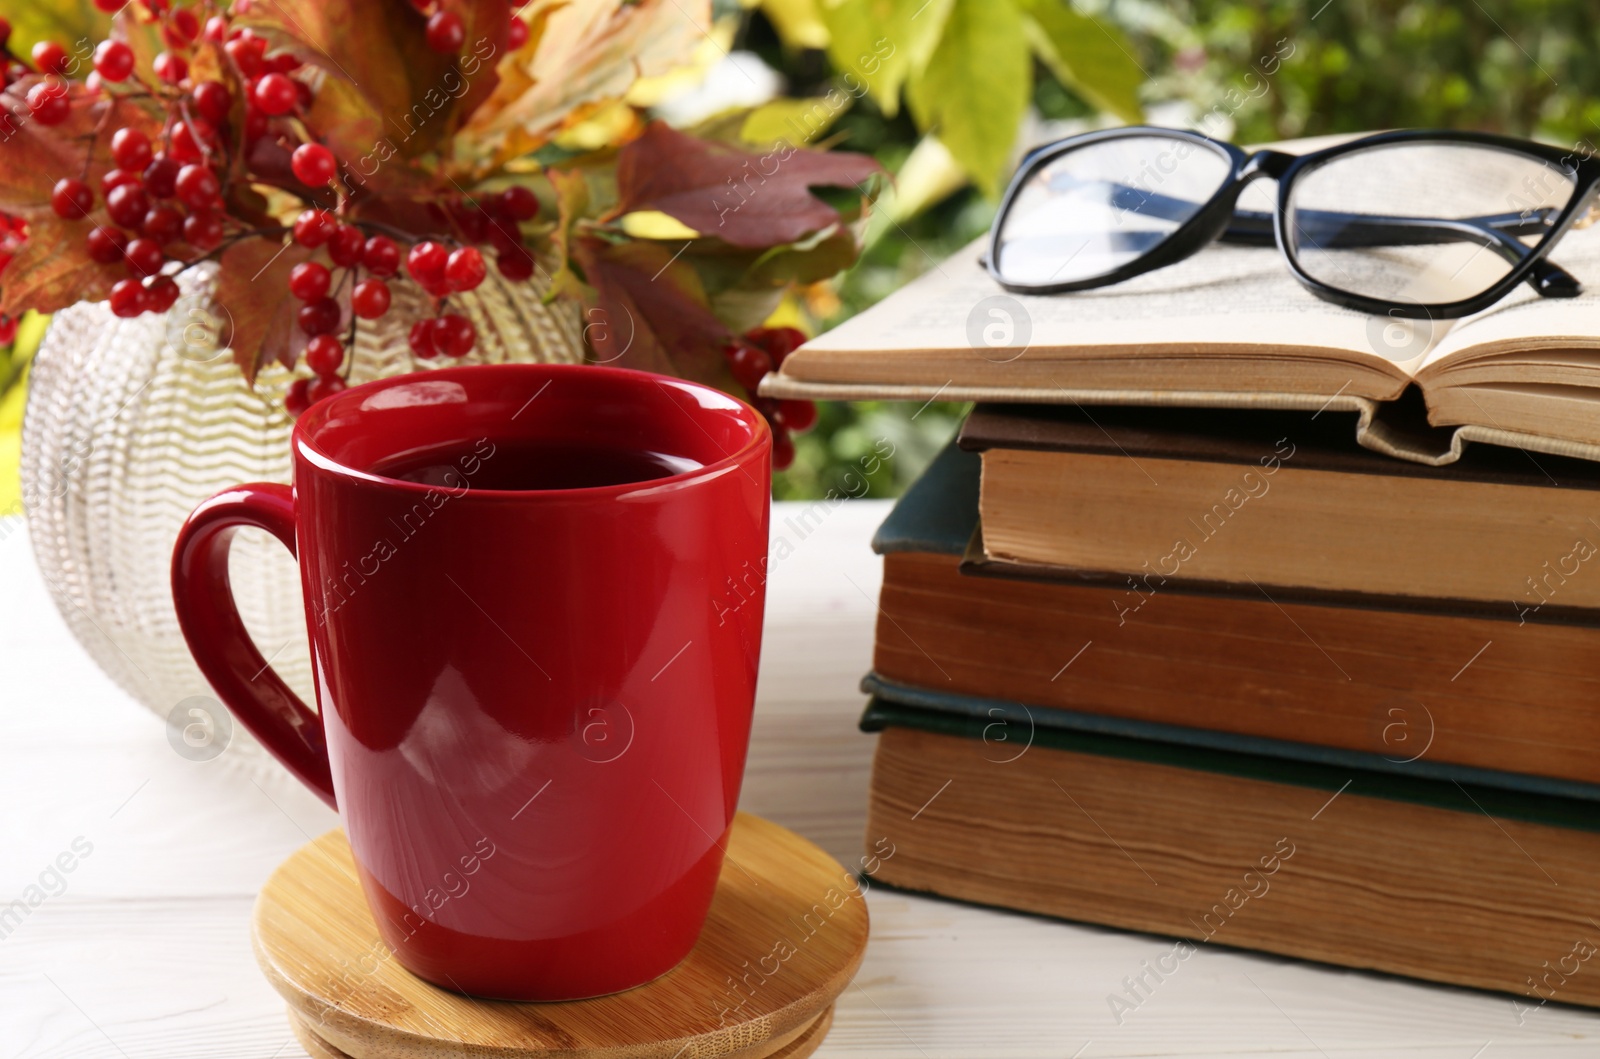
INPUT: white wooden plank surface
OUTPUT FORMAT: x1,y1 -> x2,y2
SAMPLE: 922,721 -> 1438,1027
1,501 -> 1595,1056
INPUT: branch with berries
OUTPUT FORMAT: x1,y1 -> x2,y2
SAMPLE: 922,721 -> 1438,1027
0,0 -> 883,469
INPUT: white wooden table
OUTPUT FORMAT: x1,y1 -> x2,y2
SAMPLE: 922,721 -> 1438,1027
2,501 -> 1595,1057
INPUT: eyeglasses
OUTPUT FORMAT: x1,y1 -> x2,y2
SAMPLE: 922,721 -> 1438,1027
985,127 -> 1600,318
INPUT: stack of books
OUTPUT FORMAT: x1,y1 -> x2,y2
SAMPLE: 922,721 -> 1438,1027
762,226 -> 1600,1010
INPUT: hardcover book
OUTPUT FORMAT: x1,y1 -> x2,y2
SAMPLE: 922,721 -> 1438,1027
761,223 -> 1600,466
862,696 -> 1600,1010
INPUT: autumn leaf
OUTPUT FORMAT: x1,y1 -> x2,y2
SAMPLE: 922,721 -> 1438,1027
612,121 -> 882,249
0,209 -> 124,318
463,0 -> 710,160
213,236 -> 314,385
546,167 -> 590,300
572,235 -> 735,391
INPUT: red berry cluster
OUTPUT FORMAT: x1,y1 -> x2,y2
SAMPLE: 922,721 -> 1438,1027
22,1 -> 546,417
722,326 -> 815,470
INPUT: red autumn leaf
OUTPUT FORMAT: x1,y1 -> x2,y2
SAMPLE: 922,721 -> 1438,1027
213,236 -> 314,385
573,234 -> 736,391
0,208 -> 124,317
613,121 -> 883,249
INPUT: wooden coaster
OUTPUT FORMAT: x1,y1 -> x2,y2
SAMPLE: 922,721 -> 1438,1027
288,1005 -> 837,1059
255,812 -> 867,1059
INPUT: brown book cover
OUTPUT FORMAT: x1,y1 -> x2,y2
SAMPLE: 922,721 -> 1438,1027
862,699 -> 1600,1011
957,402 -> 1600,617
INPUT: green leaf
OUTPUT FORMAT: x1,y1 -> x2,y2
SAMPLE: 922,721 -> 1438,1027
0,1 -> 108,70
1016,0 -> 1145,123
817,0 -> 953,118
904,0 -> 1030,198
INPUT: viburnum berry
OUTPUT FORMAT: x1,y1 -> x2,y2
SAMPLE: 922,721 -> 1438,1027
142,206 -> 184,244
497,247 -> 535,281
297,297 -> 340,336
288,261 -> 330,302
32,41 -> 69,77
293,208 -> 335,247
406,241 -> 448,290
124,237 -> 164,277
112,127 -> 153,171
266,52 -> 302,75
93,39 -> 134,82
193,80 -> 232,124
448,200 -> 489,242
307,374 -> 346,404
771,427 -> 795,470
327,224 -> 364,267
0,316 -> 15,345
243,107 -> 268,142
203,15 -> 228,43
291,142 -> 336,186
166,7 -> 200,46
726,342 -> 773,392
445,246 -> 486,291
101,169 -> 142,195
408,318 -> 439,359
351,278 -> 390,319
508,16 -> 529,50
224,34 -> 267,77
144,155 -> 181,198
486,221 -> 522,257
94,0 -> 124,12
362,235 -> 399,277
498,185 -> 539,221
50,178 -> 94,220
171,119 -> 216,164
26,81 -> 69,125
175,164 -> 220,210
153,51 -> 188,85
433,314 -> 476,357
86,226 -> 128,264
106,184 -> 151,229
305,334 -> 344,376
284,377 -> 311,417
774,399 -> 817,432
183,210 -> 224,249
109,278 -> 148,318
749,326 -> 806,365
253,72 -> 297,116
425,11 -> 465,53
145,275 -> 180,312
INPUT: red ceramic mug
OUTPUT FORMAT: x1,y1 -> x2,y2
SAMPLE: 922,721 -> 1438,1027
171,364 -> 771,1001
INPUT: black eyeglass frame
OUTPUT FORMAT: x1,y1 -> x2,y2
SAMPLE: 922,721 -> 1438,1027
985,126 -> 1600,319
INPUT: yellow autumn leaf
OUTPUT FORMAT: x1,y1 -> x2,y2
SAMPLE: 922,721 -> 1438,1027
465,0 -> 713,157
618,211 -> 702,240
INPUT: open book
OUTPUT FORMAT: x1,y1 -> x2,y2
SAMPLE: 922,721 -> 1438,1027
762,220 -> 1600,466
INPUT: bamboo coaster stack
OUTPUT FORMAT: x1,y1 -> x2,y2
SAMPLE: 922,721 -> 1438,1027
252,813 -> 870,1059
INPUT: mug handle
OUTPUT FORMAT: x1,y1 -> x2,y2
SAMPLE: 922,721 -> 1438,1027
170,483 -> 336,809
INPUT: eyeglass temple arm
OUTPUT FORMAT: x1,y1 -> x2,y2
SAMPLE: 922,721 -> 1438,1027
1223,206 -> 1579,299
1106,185 -> 1579,298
